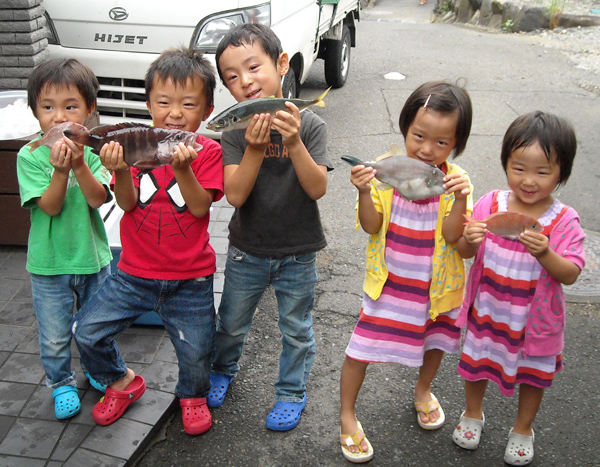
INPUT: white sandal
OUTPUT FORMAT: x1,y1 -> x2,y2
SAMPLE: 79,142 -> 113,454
452,411 -> 485,450
504,428 -> 534,465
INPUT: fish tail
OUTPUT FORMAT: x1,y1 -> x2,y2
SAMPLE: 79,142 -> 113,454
341,155 -> 362,166
312,87 -> 331,107
463,214 -> 477,224
27,140 -> 42,153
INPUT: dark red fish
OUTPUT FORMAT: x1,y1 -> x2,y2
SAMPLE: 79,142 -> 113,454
464,212 -> 543,238
27,122 -> 87,153
63,123 -> 203,170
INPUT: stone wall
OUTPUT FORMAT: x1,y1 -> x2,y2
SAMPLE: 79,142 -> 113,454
0,0 -> 48,91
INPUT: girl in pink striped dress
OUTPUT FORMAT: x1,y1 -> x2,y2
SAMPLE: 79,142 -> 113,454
339,81 -> 474,463
453,112 -> 585,466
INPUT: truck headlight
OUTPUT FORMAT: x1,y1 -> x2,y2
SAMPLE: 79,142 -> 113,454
192,4 -> 270,53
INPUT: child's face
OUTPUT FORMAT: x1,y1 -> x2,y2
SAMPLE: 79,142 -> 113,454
35,84 -> 94,134
146,76 -> 213,133
218,41 -> 288,102
404,107 -> 458,167
506,141 -> 561,206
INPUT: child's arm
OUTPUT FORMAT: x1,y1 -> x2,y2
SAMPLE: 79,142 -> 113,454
99,141 -> 138,212
171,143 -> 215,218
224,113 -> 271,208
441,172 -> 471,244
63,137 -> 108,209
35,139 -> 73,216
351,165 -> 383,234
519,231 -> 581,285
271,102 -> 327,200
457,221 -> 486,259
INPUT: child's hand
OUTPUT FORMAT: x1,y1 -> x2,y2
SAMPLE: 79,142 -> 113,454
443,173 -> 471,199
350,165 -> 376,194
245,113 -> 271,152
49,139 -> 72,174
171,142 -> 197,170
463,221 -> 486,246
99,141 -> 128,172
519,230 -> 550,258
62,136 -> 85,170
272,101 -> 301,148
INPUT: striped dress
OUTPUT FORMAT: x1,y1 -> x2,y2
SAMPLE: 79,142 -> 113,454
345,191 -> 461,366
457,191 -> 563,396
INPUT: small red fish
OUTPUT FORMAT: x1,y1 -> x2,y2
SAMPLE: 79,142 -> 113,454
464,212 -> 543,238
26,122 -> 87,153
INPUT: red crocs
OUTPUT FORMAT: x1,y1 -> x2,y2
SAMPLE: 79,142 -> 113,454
92,375 -> 146,426
180,397 -> 212,435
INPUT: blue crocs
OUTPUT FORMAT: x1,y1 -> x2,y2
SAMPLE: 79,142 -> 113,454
207,373 -> 232,408
265,393 -> 307,431
53,385 -> 81,420
84,371 -> 107,393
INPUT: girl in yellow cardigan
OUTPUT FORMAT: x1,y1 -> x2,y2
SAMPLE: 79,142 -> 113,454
339,81 -> 474,463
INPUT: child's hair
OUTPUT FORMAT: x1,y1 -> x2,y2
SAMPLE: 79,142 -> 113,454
27,58 -> 99,117
145,46 -> 217,107
399,81 -> 473,157
501,111 -> 576,187
215,23 -> 283,85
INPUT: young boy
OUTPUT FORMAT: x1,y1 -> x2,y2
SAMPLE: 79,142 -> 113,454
72,47 -> 223,435
207,24 -> 332,431
16,58 -> 112,420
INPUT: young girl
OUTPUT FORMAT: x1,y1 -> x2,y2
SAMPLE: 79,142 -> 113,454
339,81 -> 473,462
452,111 -> 585,466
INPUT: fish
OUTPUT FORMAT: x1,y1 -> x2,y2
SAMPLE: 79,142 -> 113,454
63,122 -> 203,170
341,145 -> 446,201
206,87 -> 331,132
463,212 -> 543,238
27,122 -> 88,153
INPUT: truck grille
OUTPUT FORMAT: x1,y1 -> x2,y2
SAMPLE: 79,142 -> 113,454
97,77 -> 151,122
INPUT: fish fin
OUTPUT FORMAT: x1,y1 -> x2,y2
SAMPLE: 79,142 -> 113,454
312,87 -> 331,108
27,140 -> 41,153
463,214 -> 477,224
341,155 -> 362,166
375,180 -> 393,191
89,122 -> 152,137
376,144 -> 404,161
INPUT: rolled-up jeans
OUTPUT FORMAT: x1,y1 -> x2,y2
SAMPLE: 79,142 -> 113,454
73,269 -> 216,399
212,245 -> 317,402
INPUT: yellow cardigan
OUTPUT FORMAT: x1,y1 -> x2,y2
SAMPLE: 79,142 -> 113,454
358,160 -> 472,320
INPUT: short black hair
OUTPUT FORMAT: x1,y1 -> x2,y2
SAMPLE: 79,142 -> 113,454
399,81 -> 473,157
27,58 -> 99,117
145,46 -> 217,106
215,23 -> 282,85
501,111 -> 577,187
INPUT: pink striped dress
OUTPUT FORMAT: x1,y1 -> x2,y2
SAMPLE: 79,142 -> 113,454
457,191 -> 563,396
345,191 -> 462,366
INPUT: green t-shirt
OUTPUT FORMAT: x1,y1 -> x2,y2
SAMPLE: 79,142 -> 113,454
16,138 -> 112,275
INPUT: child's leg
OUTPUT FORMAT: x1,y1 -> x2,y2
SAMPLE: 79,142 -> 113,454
513,384 -> 544,436
340,356 -> 370,453
30,273 -> 77,388
464,379 -> 488,420
414,348 -> 444,423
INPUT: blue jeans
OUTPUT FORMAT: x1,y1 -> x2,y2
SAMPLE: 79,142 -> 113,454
212,246 -> 317,402
30,265 -> 110,389
73,269 -> 216,399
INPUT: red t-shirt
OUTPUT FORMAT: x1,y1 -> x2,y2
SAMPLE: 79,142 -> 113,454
114,135 -> 223,280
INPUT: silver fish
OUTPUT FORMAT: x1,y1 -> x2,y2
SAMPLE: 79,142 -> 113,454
63,123 -> 203,170
206,88 -> 330,132
342,145 -> 446,201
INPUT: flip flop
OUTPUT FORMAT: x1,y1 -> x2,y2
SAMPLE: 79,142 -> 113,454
53,385 -> 81,420
92,375 -> 146,426
180,397 -> 212,435
504,428 -> 535,465
84,370 -> 107,393
453,411 -> 485,450
414,393 -> 445,430
340,420 -> 374,463
207,373 -> 232,408
265,393 -> 307,431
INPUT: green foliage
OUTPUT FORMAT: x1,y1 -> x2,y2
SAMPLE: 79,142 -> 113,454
502,19 -> 515,32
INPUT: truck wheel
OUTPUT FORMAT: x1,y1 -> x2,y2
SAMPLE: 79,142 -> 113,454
282,68 -> 297,99
324,25 -> 351,88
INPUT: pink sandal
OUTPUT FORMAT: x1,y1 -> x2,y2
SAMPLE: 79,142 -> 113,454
180,397 -> 212,435
92,375 -> 146,426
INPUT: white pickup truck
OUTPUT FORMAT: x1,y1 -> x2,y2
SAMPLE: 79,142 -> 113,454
42,0 -> 360,136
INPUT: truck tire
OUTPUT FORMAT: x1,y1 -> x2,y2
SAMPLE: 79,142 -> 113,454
324,25 -> 351,88
282,67 -> 297,99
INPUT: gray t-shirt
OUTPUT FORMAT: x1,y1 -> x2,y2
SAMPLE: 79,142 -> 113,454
222,110 -> 332,258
